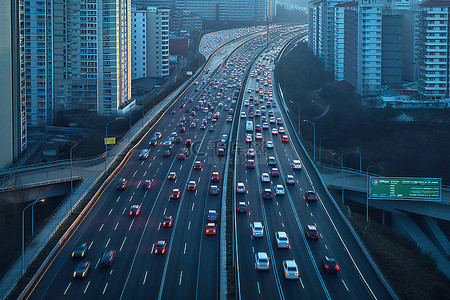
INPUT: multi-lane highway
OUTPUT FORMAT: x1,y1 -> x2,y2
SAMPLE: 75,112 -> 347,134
19,25 -> 395,300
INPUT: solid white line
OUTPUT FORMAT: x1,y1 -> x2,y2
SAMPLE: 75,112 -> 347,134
84,281 -> 90,294
183,243 -> 187,254
105,238 -> 110,248
114,222 -> 119,230
64,283 -> 71,295
179,271 -> 183,285
99,224 -> 104,231
102,283 -> 108,294
120,236 -> 127,251
143,271 -> 148,285
129,219 -> 135,231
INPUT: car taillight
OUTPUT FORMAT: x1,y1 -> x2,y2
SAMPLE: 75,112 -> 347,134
277,242 -> 280,245
307,234 -> 310,237
155,249 -> 158,253
130,212 -> 133,215
325,265 -> 329,269
335,265 -> 339,271
316,234 -> 319,238
295,271 -> 299,275
210,190 -> 212,193
286,272 -> 289,276
162,249 -> 165,253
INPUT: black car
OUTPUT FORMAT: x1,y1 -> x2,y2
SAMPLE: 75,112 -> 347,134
143,180 -> 151,189
271,168 -> 280,177
162,216 -> 173,227
154,241 -> 167,254
73,261 -> 90,278
100,250 -> 116,268
246,159 -> 255,169
263,189 -> 273,200
217,148 -> 225,156
174,136 -> 182,144
149,136 -> 158,146
72,242 -> 88,258
322,256 -> 339,273
305,190 -> 317,201
237,202 -> 247,213
305,225 -> 319,240
116,178 -> 127,190
163,149 -> 171,157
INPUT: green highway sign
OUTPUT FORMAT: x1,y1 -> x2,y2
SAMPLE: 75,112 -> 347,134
369,177 -> 441,201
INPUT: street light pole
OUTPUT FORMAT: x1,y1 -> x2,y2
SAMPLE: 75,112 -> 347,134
70,141 -> 79,215
366,165 -> 377,224
318,136 -> 329,164
333,159 -> 344,205
22,198 -> 45,275
31,197 -> 45,237
105,117 -> 124,172
303,119 -> 316,162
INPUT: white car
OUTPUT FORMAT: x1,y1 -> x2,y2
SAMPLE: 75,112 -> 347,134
275,231 -> 290,248
267,140 -> 274,148
252,222 -> 264,237
279,127 -> 285,133
271,128 -> 278,135
255,252 -> 270,270
292,160 -> 302,170
283,260 -> 299,279
262,122 -> 269,129
241,112 -> 246,118
261,173 -> 270,182
275,184 -> 285,195
236,182 -> 246,193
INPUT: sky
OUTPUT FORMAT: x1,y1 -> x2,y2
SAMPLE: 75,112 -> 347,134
277,0 -> 308,8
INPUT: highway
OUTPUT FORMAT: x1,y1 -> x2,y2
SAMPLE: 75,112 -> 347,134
19,25 -> 394,300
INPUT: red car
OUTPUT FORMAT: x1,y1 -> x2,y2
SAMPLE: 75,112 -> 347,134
171,189 -> 181,199
282,135 -> 289,142
205,223 -> 217,235
162,216 -> 173,227
211,172 -> 220,182
193,161 -> 202,170
129,205 -> 141,216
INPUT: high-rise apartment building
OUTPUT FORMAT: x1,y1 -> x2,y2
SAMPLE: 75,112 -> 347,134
316,0 -> 340,72
417,0 -> 450,100
1,0 -> 27,168
131,6 -> 170,79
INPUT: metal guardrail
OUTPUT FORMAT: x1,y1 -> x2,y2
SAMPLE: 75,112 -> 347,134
0,176 -> 84,193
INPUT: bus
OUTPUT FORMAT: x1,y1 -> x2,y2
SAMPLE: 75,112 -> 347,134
246,121 -> 253,132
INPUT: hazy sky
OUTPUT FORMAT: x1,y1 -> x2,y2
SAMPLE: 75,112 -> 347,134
277,0 -> 308,8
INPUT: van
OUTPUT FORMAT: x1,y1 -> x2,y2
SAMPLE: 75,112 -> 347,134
246,121 -> 253,132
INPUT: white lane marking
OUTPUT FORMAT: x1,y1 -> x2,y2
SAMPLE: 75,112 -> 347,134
149,163 -> 152,167
278,212 -> 281,216
160,162 -> 163,165
143,171 -> 147,176
156,168 -> 160,173
158,223 -> 161,231
141,161 -> 145,166
179,271 -> 183,285
191,203 -> 195,211
180,165 -> 183,170
64,283 -> 71,295
282,222 -> 285,227
133,170 -> 138,177
105,238 -> 110,248
195,190 -> 198,195
248,211 -> 251,216
320,234 -> 323,239
175,179 -> 177,183
99,224 -> 104,231
116,196 -> 120,202
110,270 -> 113,275
129,195 -> 134,202
276,202 -> 279,206
84,281 -> 90,294
252,246 -> 254,253
299,277 -> 305,289
88,241 -> 93,249
153,156 -> 156,160
310,213 -> 313,217
114,222 -> 119,230
129,218 -> 135,231
163,208 -> 167,215
120,236 -> 127,251
188,221 -> 191,230
122,207 -> 127,215
183,243 -> 187,254
137,180 -> 141,188
143,271 -> 148,285
245,179 -> 247,182
95,258 -> 101,269
198,177 -> 201,182
342,279 -> 349,291
108,209 -> 113,216
325,244 -> 328,249
102,283 -> 108,294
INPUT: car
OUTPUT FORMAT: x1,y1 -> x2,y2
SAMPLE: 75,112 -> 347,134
199,124 -> 206,130
73,261 -> 90,278
187,181 -> 197,191
129,205 -> 141,216
171,188 -> 181,199
267,140 -> 274,148
271,128 -> 278,135
139,149 -> 150,159
153,132 -> 162,139
154,240 -> 167,254
210,185 -> 219,195
227,116 -> 233,122
174,136 -> 182,144
163,149 -> 171,157
149,136 -> 158,146
143,180 -> 152,189
179,126 -> 186,133
275,184 -> 285,195
262,122 -> 269,129
268,156 -> 277,166
163,140 -> 173,148
178,148 -> 189,159
185,139 -> 192,147
279,127 -> 285,133
305,224 -> 319,239
116,178 -> 127,190
305,190 -> 318,201
190,122 -> 197,129
281,135 -> 289,142
237,201 -> 247,213
217,148 -> 225,156
240,112 -> 246,118
263,188 -> 273,199
252,222 -> 264,237
99,250 -> 116,268
247,149 -> 255,158
206,222 -> 217,235
193,161 -> 202,170
292,160 -> 302,170
209,171 -> 220,182
162,215 -> 173,227
255,133 -> 263,140
261,173 -> 270,182
245,134 -> 252,143
171,110 -> 176,115
255,252 -> 270,270
275,231 -> 290,248
72,242 -> 88,258
322,256 -> 339,273
236,183 -> 246,193
168,172 -> 176,180
207,210 -> 218,222
271,168 -> 280,177
283,260 -> 299,279
277,118 -> 283,125
221,134 -> 228,141
209,125 -> 215,131
246,159 -> 255,169
170,132 -> 178,137
286,175 -> 295,185
268,111 -> 274,117
269,117 -> 276,124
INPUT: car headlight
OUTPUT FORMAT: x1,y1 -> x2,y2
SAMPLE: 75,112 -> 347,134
73,272 -> 76,277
